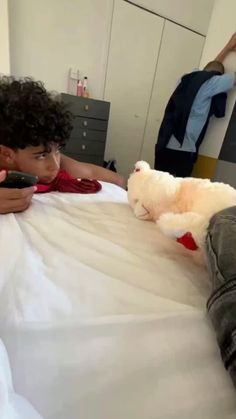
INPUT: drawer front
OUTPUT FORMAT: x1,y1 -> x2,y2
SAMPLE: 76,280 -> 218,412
63,152 -> 103,166
64,138 -> 105,156
62,94 -> 110,120
72,117 -> 108,131
70,128 -> 107,142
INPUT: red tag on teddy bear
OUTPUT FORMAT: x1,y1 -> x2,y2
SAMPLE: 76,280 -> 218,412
176,232 -> 198,251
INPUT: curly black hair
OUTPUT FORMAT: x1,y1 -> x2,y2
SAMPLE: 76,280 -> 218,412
0,76 -> 73,150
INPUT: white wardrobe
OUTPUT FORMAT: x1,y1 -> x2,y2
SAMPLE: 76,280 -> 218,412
104,0 -> 205,178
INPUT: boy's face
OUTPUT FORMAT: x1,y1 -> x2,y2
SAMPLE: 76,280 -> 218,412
3,143 -> 61,183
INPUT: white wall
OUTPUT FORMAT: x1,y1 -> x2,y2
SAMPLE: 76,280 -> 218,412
199,0 -> 236,159
0,0 -> 10,74
8,0 -> 113,98
128,0 -> 214,35
8,0 -> 215,99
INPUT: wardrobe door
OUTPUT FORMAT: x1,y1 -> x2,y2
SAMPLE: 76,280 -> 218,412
140,20 -> 205,167
104,0 -> 164,178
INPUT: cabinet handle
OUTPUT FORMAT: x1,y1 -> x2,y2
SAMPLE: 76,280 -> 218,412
83,120 -> 88,126
82,144 -> 86,150
83,131 -> 87,137
84,105 -> 89,111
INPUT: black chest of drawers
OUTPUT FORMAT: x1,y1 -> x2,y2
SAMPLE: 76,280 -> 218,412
61,94 -> 110,166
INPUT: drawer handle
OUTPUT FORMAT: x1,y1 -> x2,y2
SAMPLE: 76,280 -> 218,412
83,120 -> 88,126
83,131 -> 87,137
84,105 -> 89,111
82,144 -> 86,150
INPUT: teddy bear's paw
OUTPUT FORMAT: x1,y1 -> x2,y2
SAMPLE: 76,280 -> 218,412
157,212 -> 204,239
134,161 -> 150,173
134,201 -> 151,220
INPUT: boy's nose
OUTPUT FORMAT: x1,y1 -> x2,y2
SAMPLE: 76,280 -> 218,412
48,155 -> 60,171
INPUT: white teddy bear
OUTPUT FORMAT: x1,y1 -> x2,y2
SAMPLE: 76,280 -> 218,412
128,161 -> 236,252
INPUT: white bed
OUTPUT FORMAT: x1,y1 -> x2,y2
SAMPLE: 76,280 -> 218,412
0,182 -> 235,419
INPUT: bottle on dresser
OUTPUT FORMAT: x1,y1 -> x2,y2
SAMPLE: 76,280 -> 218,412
76,79 -> 83,96
82,76 -> 89,98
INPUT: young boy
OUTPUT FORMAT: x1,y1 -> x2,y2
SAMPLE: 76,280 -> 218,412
0,77 -> 125,214
155,33 -> 236,177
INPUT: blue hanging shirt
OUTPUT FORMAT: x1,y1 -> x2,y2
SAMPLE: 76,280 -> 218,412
166,72 -> 234,152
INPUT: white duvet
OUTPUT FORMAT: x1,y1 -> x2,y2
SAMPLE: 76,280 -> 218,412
0,182 -> 235,419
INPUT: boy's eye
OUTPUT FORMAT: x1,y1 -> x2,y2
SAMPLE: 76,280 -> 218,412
35,147 -> 61,160
36,153 -> 46,160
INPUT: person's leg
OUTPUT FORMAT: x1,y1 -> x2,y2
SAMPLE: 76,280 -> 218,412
155,148 -> 194,177
176,151 -> 195,177
206,206 -> 236,387
154,148 -> 176,175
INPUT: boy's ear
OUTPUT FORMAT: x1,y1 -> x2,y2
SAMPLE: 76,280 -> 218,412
0,145 -> 16,163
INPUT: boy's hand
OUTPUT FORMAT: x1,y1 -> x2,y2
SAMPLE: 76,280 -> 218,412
215,33 -> 236,63
0,170 -> 35,214
228,33 -> 236,50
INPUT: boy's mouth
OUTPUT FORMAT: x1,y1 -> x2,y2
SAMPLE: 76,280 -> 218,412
39,172 -> 58,184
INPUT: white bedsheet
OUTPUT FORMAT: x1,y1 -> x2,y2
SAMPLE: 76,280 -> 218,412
0,339 -> 43,419
0,182 -> 210,322
0,182 -> 235,418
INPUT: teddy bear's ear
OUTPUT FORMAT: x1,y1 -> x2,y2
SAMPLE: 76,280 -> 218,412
134,161 -> 150,173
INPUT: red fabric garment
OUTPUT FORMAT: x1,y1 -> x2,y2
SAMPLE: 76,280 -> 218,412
36,169 -> 102,194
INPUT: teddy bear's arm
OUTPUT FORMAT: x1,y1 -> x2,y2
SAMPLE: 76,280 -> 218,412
156,212 -> 206,239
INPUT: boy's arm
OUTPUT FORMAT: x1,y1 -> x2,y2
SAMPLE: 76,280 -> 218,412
207,73 -> 235,97
215,33 -> 236,63
60,154 -> 126,188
